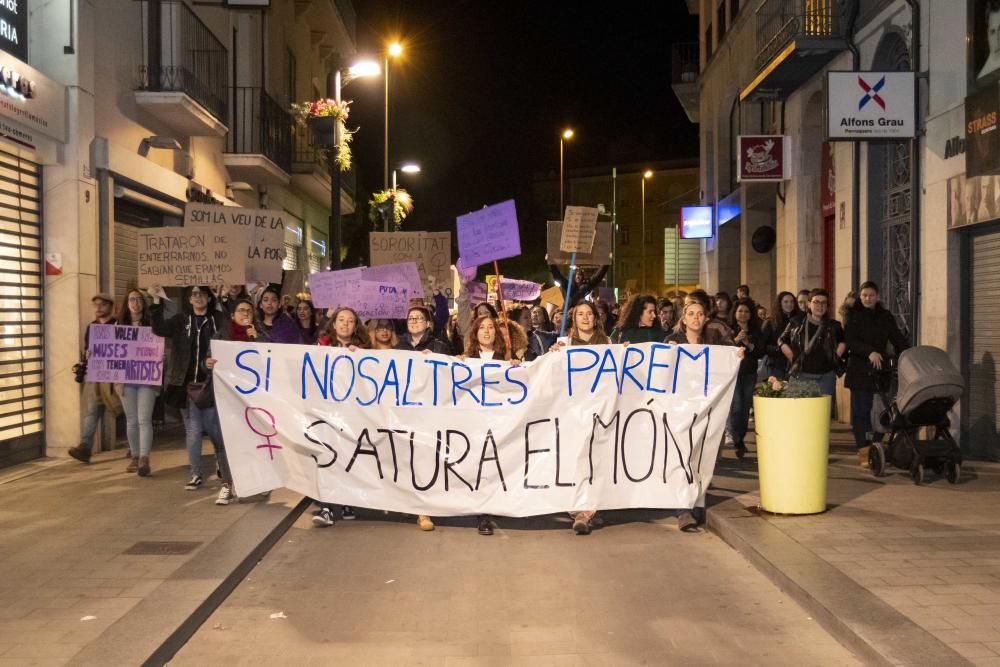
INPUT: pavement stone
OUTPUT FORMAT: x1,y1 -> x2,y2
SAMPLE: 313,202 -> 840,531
0,431 -> 306,665
708,419 -> 1000,666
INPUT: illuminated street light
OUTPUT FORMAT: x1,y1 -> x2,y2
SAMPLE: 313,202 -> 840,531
559,128 -> 574,216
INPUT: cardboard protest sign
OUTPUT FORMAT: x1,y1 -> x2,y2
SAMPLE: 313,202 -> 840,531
559,206 -> 599,254
370,232 -> 451,297
85,325 -> 164,386
308,268 -> 364,308
184,203 -> 286,284
362,261 -> 424,298
547,221 -> 613,267
214,342 -> 741,515
456,199 -> 521,266
540,285 -> 564,307
137,227 -> 246,288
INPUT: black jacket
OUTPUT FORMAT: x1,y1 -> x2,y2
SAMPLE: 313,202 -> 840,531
844,305 -> 909,390
779,317 -> 844,376
527,329 -> 557,358
395,332 -> 450,355
731,324 -> 765,375
150,303 -> 229,388
549,264 -> 609,307
761,315 -> 794,369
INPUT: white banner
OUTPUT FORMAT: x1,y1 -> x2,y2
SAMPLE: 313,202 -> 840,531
212,342 -> 740,516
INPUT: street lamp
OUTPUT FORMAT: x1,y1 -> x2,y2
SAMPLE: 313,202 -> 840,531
392,162 -> 421,191
385,41 -> 403,190
641,169 -> 653,291
559,128 -> 574,216
327,57 -> 381,269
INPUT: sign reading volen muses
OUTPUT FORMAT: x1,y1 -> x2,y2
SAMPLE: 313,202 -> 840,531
827,71 -> 915,140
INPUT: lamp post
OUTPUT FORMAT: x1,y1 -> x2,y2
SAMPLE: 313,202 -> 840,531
641,169 -> 652,292
559,128 -> 573,216
392,162 -> 421,191
384,41 -> 403,190
327,59 -> 380,269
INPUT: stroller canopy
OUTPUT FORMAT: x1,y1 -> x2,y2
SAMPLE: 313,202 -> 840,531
895,346 -> 964,416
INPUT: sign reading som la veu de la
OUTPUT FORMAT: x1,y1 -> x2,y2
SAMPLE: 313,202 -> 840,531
827,71 -> 915,140
212,342 -> 741,516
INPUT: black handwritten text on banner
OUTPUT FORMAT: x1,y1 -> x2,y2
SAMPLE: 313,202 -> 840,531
213,342 -> 739,516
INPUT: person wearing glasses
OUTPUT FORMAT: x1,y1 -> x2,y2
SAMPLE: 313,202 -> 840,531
393,305 -> 450,531
778,288 -> 846,398
367,318 -> 399,350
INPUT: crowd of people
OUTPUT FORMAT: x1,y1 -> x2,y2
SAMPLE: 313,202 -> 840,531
67,266 -> 909,537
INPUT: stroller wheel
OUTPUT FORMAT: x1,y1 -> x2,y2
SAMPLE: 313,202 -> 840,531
946,461 -> 961,485
911,462 -> 924,485
869,442 -> 886,477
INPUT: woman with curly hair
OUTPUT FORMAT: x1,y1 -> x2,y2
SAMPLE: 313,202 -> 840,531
761,291 -> 800,381
611,294 -> 663,344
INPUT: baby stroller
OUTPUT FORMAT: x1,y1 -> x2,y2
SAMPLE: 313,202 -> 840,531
868,346 -> 964,484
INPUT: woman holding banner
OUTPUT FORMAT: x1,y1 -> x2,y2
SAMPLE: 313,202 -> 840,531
665,300 -> 738,532
313,307 -> 371,526
551,301 -> 610,535
394,305 -> 450,532
150,286 -> 231,502
118,289 -> 159,477
257,286 -> 302,344
464,315 -> 514,536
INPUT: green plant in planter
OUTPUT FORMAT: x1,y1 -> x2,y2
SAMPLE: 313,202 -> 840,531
290,98 -> 355,172
368,188 -> 414,231
754,376 -> 823,398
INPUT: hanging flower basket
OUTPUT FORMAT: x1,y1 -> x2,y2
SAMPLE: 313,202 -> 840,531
290,98 -> 354,172
368,188 -> 414,231
307,116 -> 337,146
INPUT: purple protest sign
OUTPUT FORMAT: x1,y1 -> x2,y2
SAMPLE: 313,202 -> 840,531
351,282 -> 410,319
456,199 -> 521,266
498,278 -> 542,301
467,281 -> 488,302
362,261 -> 424,298
85,325 -> 164,386
309,268 -> 364,308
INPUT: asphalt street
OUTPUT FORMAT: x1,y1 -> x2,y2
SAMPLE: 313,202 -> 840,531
174,509 -> 860,665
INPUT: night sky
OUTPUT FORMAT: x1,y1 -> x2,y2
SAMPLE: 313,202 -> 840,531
344,1 -> 699,270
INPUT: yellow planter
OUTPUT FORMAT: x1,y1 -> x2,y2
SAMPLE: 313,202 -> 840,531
753,395 -> 831,514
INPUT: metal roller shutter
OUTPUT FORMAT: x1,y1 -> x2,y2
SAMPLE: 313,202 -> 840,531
0,149 -> 44,468
967,227 -> 1000,459
114,222 -> 138,301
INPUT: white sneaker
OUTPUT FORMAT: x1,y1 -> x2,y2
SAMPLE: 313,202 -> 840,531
724,432 -> 735,447
312,507 -> 335,527
215,484 -> 233,506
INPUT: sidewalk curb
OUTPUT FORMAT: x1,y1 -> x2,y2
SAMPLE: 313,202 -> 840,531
707,497 -> 973,667
68,493 -> 309,667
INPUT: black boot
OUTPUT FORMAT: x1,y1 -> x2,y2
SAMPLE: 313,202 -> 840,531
68,444 -> 91,464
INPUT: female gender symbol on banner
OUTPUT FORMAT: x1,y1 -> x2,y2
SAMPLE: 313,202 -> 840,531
245,407 -> 282,460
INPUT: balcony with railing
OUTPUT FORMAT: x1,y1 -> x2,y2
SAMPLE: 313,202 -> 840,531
670,42 -> 700,123
134,0 -> 228,137
223,87 -> 293,185
739,0 -> 847,101
290,125 -> 356,214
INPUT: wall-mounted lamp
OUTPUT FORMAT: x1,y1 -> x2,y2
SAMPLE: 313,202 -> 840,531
138,136 -> 182,157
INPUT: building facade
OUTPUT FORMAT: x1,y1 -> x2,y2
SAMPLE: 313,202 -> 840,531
0,0 -> 358,468
686,0 -> 999,455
